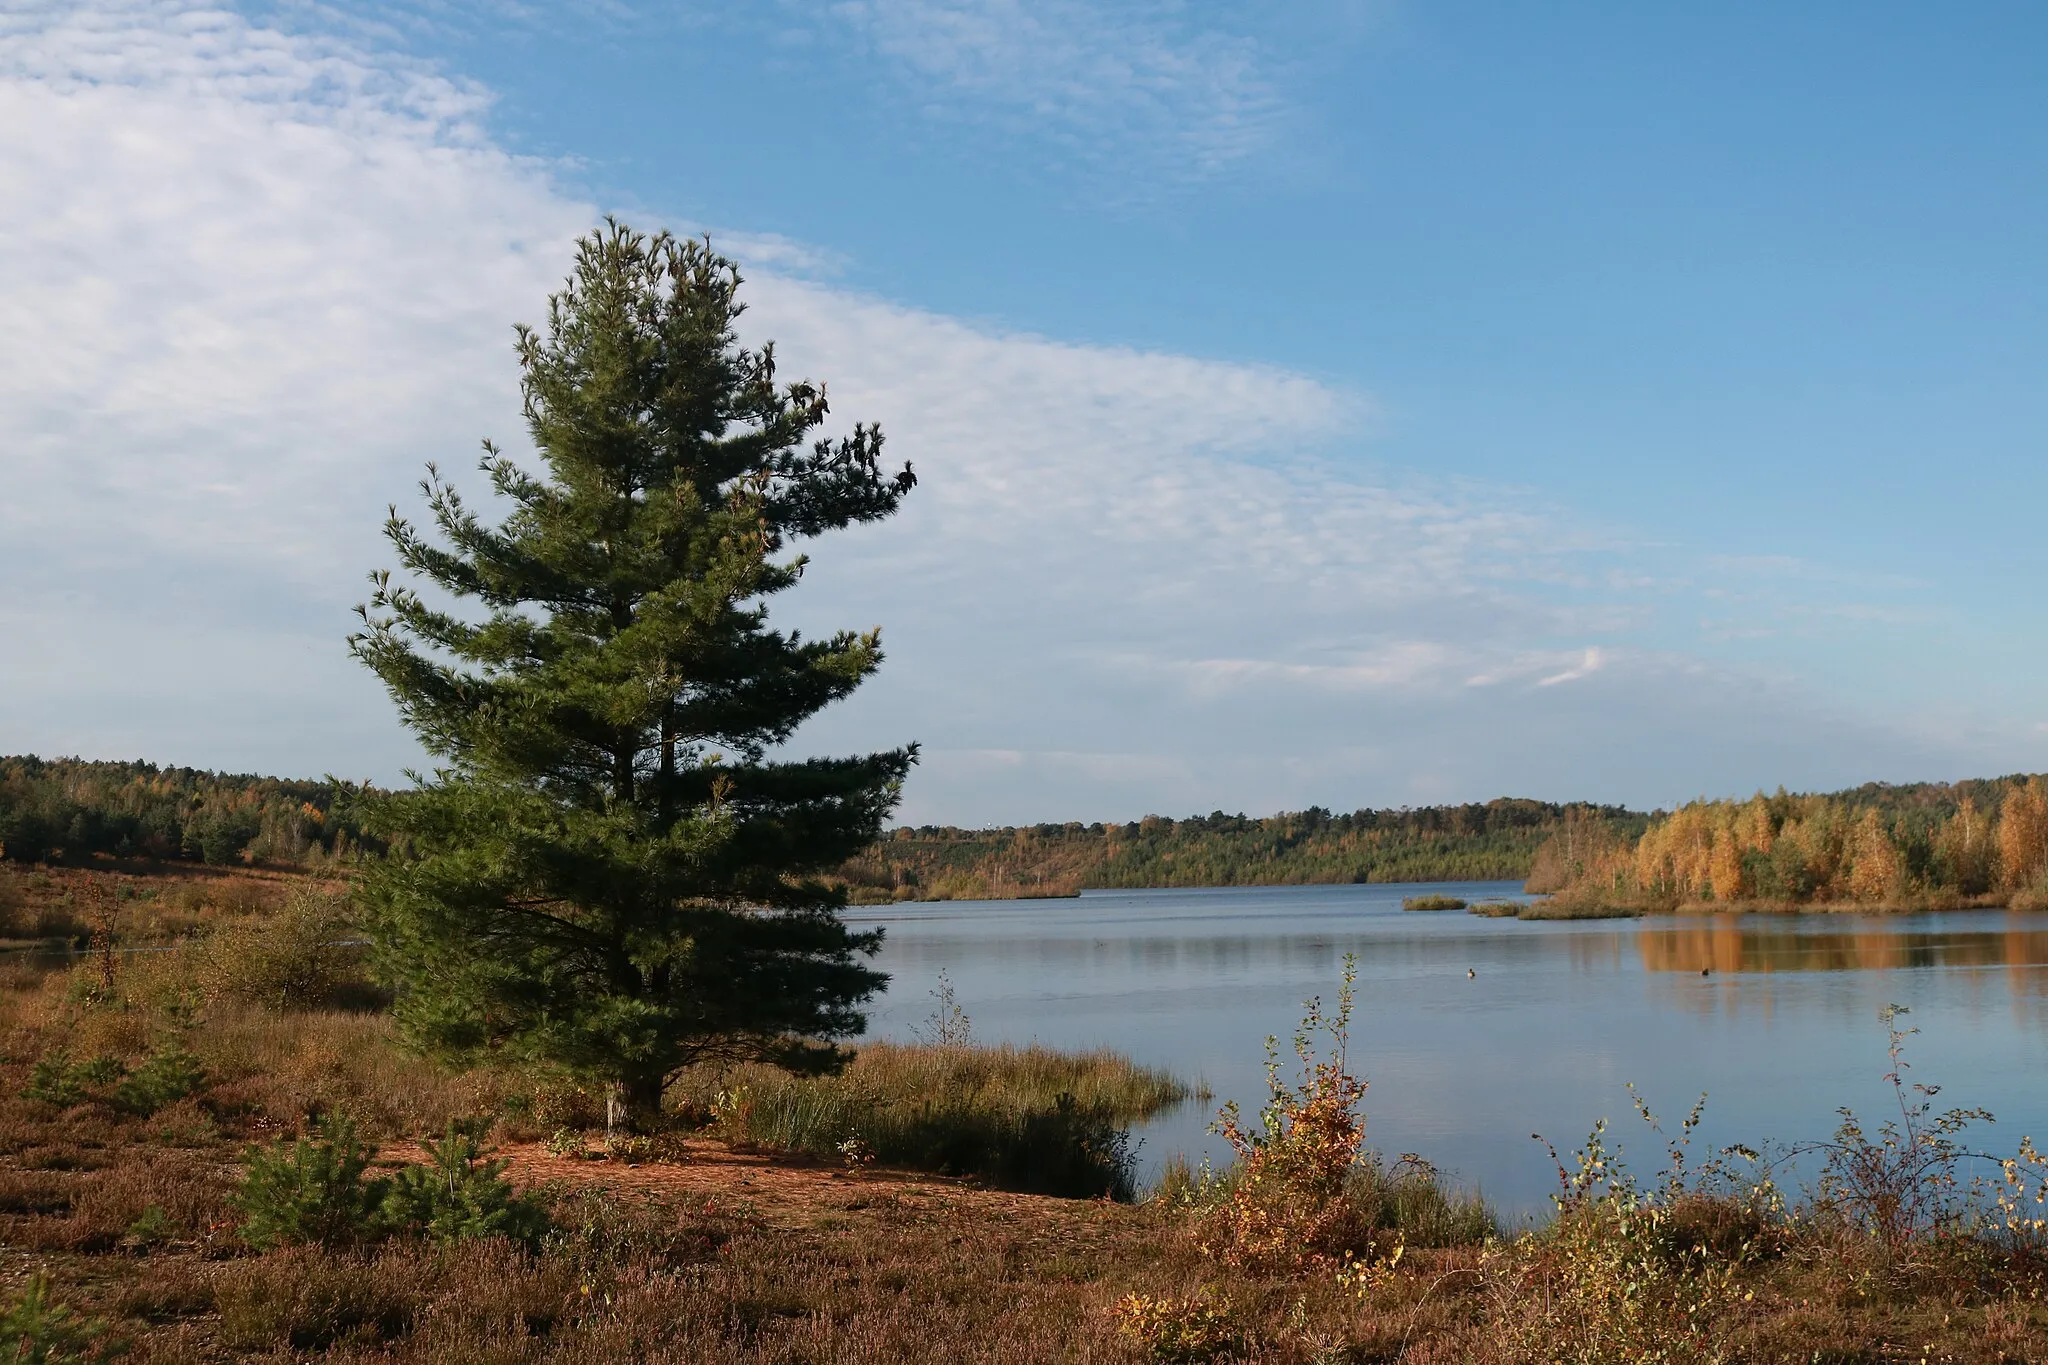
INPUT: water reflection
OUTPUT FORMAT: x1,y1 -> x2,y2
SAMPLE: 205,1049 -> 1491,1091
858,885 -> 2048,1212
1638,914 -> 2048,974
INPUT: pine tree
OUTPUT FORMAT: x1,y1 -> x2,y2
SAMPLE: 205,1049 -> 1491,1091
349,221 -> 916,1127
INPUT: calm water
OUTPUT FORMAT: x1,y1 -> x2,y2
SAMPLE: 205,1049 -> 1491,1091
849,882 -> 2048,1212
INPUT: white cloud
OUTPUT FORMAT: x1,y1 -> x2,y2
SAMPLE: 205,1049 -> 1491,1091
3,0 -> 2043,820
1533,647 -> 1603,687
818,0 -> 1283,182
0,0 -> 589,577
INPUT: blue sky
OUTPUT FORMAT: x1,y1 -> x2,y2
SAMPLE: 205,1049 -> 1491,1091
2,1 -> 2044,823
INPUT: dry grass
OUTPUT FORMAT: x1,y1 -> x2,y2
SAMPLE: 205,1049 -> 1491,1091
1514,898 -> 1644,920
668,1041 -> 1193,1199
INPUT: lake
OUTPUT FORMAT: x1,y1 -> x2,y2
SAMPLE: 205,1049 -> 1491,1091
848,881 -> 2048,1213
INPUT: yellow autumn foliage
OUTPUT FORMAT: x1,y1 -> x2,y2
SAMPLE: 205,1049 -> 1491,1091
1537,778 -> 2048,909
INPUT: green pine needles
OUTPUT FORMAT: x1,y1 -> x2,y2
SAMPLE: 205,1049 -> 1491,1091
235,1118 -> 548,1251
350,220 -> 917,1128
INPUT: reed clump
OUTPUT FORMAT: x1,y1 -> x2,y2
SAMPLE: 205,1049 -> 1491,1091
1401,893 -> 1467,911
671,1041 -> 1191,1199
1466,895 -> 1640,919
1514,897 -> 1643,920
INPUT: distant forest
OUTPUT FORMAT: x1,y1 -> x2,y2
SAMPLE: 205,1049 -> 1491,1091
0,756 -> 368,867
9,754 -> 2043,911
835,800 -> 1648,902
0,757 -> 1641,894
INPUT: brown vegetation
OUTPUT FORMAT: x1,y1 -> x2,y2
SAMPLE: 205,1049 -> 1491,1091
3,865 -> 2046,1361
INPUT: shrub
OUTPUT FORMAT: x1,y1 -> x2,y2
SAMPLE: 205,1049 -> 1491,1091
1198,955 -> 1372,1272
1806,1004 -> 1998,1259
1520,1117 -> 1744,1364
19,1045 -> 205,1117
197,886 -> 369,1011
234,1117 -> 391,1250
20,1051 -> 131,1109
1112,1292 -> 1238,1363
21,1054 -> 91,1108
0,1269 -> 106,1364
380,1124 -> 548,1249
111,1047 -> 206,1117
121,1205 -> 177,1250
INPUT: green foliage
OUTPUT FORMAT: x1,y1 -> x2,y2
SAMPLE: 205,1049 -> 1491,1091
0,1270 -> 105,1364
0,753 -> 367,865
1113,1292 -> 1239,1363
844,800 -> 1648,899
381,1124 -> 548,1249
21,1044 -> 205,1116
1344,1154 -> 1498,1247
351,221 -> 915,1125
236,1117 -> 549,1252
21,1053 -> 92,1107
1401,893 -> 1466,910
235,1117 -> 392,1250
122,1205 -> 177,1250
111,1046 -> 206,1117
1517,1101 -> 1762,1365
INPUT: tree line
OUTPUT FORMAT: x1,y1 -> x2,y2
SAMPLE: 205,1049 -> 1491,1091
837,799 -> 1649,901
0,755 -> 369,866
1529,776 -> 2048,910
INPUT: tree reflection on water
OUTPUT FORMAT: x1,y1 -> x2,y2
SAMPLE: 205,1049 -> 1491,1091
1637,913 -> 2048,975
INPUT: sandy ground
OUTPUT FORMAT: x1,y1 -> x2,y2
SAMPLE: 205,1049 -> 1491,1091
377,1136 -> 1125,1234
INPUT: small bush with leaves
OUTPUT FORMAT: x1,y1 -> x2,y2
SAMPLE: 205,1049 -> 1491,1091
1808,1003 -> 1991,1257
1198,955 -> 1372,1272
1522,1116 -> 1744,1364
380,1124 -> 548,1249
121,1205 -> 178,1251
1112,1292 -> 1238,1363
235,1117 -> 391,1250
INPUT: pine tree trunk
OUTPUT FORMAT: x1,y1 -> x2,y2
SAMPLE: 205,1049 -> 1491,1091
622,1072 -> 666,1133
